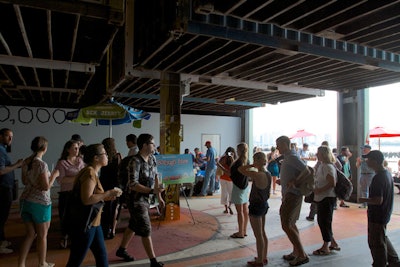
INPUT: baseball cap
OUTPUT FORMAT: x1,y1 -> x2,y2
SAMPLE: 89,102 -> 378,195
362,150 -> 384,164
204,141 -> 211,146
360,144 -> 371,149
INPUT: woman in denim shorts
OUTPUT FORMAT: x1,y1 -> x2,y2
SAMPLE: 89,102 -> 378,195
19,136 -> 57,267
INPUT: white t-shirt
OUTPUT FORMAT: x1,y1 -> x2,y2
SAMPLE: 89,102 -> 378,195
314,163 -> 337,202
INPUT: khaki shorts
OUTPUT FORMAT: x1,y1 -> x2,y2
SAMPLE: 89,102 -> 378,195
280,192 -> 302,226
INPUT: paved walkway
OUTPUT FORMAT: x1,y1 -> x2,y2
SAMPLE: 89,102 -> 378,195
2,188 -> 400,267
113,190 -> 400,267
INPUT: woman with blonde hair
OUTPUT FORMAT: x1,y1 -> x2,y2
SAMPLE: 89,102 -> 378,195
229,142 -> 250,238
239,152 -> 271,266
312,145 -> 340,255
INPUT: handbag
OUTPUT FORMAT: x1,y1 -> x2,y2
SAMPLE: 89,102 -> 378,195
64,173 -> 105,234
64,190 -> 104,233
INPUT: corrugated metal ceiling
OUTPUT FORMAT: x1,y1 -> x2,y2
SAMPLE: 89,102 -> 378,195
1,0 -> 400,116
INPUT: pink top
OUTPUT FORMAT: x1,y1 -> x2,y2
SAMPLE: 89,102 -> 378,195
55,157 -> 85,191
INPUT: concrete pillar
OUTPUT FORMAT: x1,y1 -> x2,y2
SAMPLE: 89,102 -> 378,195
337,89 -> 369,202
245,109 -> 254,159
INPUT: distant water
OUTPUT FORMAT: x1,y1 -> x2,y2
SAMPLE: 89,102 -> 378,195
369,144 -> 399,173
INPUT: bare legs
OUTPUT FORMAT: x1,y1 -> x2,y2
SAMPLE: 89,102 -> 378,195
250,215 -> 268,264
142,236 -> 156,259
18,221 -> 51,267
271,176 -> 277,194
234,203 -> 249,236
281,221 -> 307,258
118,228 -> 157,261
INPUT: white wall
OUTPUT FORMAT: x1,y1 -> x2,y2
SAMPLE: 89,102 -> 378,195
0,106 -> 241,187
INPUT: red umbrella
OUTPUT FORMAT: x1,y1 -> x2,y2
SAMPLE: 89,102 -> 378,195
368,126 -> 400,149
290,129 -> 315,145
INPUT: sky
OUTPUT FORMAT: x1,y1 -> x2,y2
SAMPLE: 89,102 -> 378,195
369,82 -> 400,129
253,82 -> 400,149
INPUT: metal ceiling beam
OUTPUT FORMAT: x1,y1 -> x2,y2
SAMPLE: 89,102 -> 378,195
127,69 -> 323,96
8,86 -> 79,93
186,20 -> 400,73
0,0 -> 125,24
112,91 -> 264,107
0,55 -> 96,73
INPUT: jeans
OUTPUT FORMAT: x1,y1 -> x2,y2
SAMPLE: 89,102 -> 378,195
66,226 -> 108,267
0,186 -> 13,241
200,168 -> 216,196
58,191 -> 70,236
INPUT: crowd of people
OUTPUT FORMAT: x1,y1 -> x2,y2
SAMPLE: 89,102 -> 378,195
1,127 -> 399,267
188,136 -> 399,267
0,129 -> 165,267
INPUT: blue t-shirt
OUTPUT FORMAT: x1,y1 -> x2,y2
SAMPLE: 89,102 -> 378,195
368,169 -> 393,224
0,144 -> 15,188
206,147 -> 217,170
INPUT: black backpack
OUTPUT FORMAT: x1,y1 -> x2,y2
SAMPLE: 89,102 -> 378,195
335,169 -> 353,200
118,155 -> 134,191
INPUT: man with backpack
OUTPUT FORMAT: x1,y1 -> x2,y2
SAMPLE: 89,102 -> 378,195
116,134 -> 165,267
276,136 -> 310,266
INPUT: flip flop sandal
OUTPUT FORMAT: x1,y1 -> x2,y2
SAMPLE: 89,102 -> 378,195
313,249 -> 330,256
289,256 -> 310,266
283,253 -> 295,261
329,246 -> 341,251
230,233 -> 245,238
252,257 -> 268,265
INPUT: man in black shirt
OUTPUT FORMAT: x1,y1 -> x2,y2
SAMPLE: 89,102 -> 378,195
359,150 -> 400,267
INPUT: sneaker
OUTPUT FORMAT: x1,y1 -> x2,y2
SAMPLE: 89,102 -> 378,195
59,237 -> 68,249
38,262 -> 55,267
305,216 -> 314,221
0,240 -> 11,248
116,248 -> 135,262
0,247 -> 13,254
150,261 -> 164,267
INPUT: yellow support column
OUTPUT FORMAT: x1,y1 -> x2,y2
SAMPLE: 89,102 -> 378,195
160,72 -> 181,221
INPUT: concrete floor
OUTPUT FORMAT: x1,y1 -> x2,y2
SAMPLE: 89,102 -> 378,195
2,187 -> 400,267
113,188 -> 400,267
